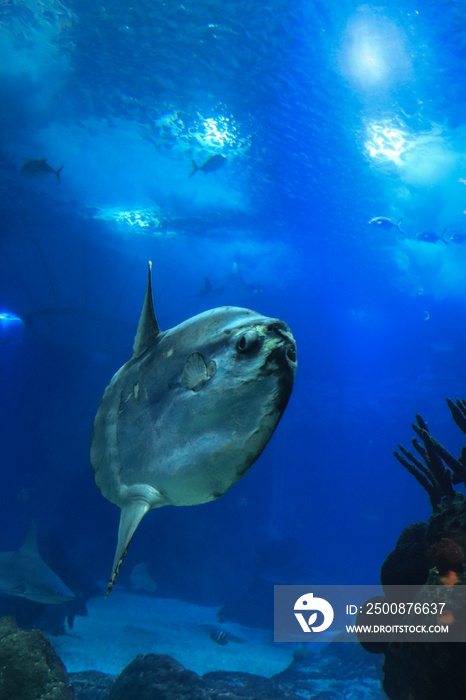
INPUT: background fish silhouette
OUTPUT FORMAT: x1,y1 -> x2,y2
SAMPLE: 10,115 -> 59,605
20,158 -> 64,183
189,154 -> 226,177
0,524 -> 75,604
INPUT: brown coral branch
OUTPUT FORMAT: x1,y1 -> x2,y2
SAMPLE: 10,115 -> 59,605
446,397 -> 466,435
411,422 -> 454,497
393,446 -> 443,509
393,401 -> 466,510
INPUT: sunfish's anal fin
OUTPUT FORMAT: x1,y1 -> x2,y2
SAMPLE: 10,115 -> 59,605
106,500 -> 151,598
133,261 -> 161,358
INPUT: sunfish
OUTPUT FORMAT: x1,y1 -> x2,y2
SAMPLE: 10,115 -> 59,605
0,524 -> 75,604
189,154 -> 226,177
21,158 -> 64,183
91,263 -> 297,596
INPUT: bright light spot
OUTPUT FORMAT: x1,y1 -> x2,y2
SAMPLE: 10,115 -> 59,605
153,111 -> 186,139
0,311 -> 22,346
197,117 -> 227,148
365,119 -> 411,163
355,38 -> 387,83
338,13 -> 412,88
0,312 -> 22,324
192,113 -> 247,150
92,208 -> 176,235
364,121 -> 449,183
153,106 -> 251,154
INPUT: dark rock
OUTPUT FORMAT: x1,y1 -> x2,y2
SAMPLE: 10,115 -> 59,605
381,541 -> 429,592
383,641 -> 466,700
0,616 -> 73,700
395,521 -> 427,547
380,521 -> 429,597
374,495 -> 466,698
355,597 -> 389,654
70,670 -> 114,700
108,653 -> 303,700
427,493 -> 466,543
429,536 -> 465,575
108,653 -> 205,700
203,670 -> 289,699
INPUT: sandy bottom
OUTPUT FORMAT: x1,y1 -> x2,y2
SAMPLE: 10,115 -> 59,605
48,590 -> 295,678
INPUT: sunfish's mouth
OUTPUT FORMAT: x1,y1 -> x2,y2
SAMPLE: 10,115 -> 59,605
285,342 -> 297,365
267,321 -> 297,369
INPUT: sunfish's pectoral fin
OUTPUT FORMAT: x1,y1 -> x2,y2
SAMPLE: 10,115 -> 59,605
133,261 -> 161,358
106,500 -> 151,597
181,352 -> 216,392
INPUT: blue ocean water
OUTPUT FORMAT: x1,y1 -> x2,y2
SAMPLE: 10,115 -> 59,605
1,0 -> 466,690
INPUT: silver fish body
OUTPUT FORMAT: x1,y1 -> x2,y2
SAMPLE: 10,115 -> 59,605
91,264 -> 297,595
416,230 -> 447,245
368,216 -> 403,232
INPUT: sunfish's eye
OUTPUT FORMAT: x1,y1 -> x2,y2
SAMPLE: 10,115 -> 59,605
236,330 -> 260,354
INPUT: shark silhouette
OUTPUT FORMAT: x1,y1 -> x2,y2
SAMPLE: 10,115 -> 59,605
0,524 -> 75,604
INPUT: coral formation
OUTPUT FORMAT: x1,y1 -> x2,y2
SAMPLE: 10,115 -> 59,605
361,398 -> 466,699
429,537 -> 465,577
393,399 -> 466,508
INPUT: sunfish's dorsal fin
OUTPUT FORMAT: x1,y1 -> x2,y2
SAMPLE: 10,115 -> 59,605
133,261 -> 160,358
19,522 -> 40,556
106,500 -> 151,597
